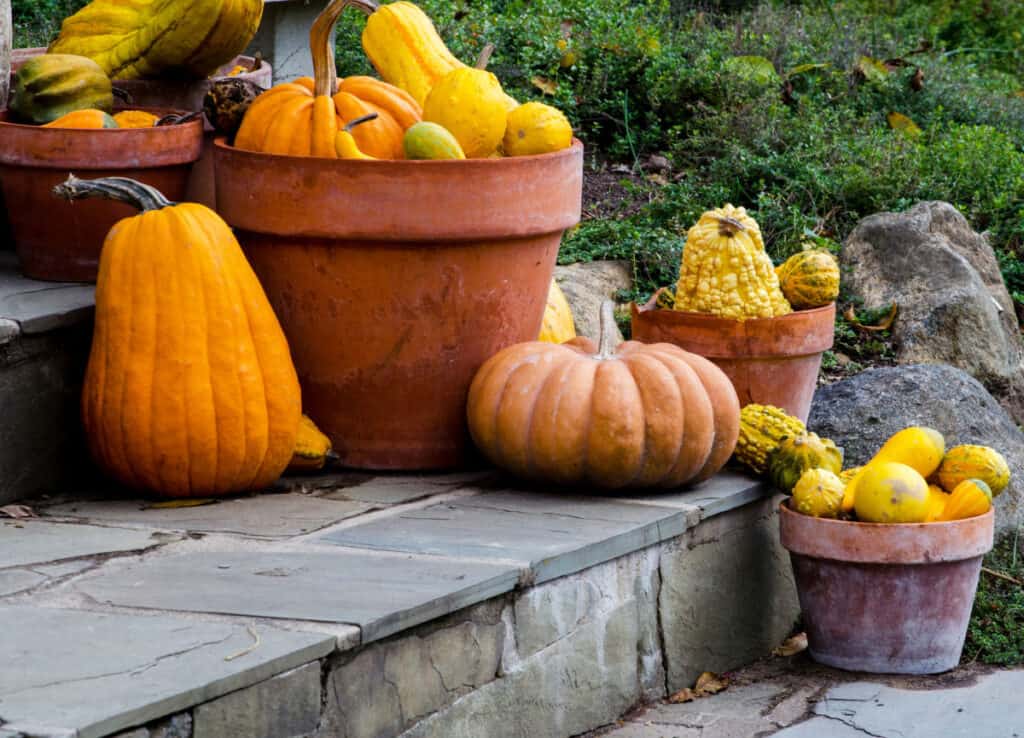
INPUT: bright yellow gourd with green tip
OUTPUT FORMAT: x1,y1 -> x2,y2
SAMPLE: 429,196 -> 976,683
674,205 -> 792,320
538,280 -> 576,344
10,54 -> 113,124
403,121 -> 466,160
791,468 -> 845,518
939,479 -> 992,521
936,445 -> 1010,496
733,403 -> 806,475
841,426 -> 945,512
775,250 -> 840,309
43,109 -> 119,128
49,0 -> 263,80
767,432 -> 843,493
853,461 -> 930,523
423,67 -> 508,158
503,102 -> 573,157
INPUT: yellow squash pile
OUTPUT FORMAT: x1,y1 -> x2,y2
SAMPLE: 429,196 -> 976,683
670,207 -> 840,320
735,404 -> 1009,523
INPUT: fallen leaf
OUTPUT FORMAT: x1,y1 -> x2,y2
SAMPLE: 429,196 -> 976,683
646,173 -> 668,186
224,623 -> 261,661
724,55 -> 779,85
854,56 -> 889,84
0,504 -> 36,519
844,303 -> 898,332
531,76 -> 558,95
694,671 -> 729,695
773,632 -> 809,656
667,688 -> 696,703
887,112 -> 922,138
145,498 -> 219,509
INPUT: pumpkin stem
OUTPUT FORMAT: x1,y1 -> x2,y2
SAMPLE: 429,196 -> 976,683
53,174 -> 174,213
475,43 -> 495,70
312,0 -> 380,97
715,216 -> 747,237
343,112 -> 379,132
596,299 -> 618,359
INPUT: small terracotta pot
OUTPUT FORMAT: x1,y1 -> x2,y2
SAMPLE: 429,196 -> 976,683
213,139 -> 584,470
631,295 -> 835,421
9,50 -> 272,208
779,502 -> 994,674
0,111 -> 203,281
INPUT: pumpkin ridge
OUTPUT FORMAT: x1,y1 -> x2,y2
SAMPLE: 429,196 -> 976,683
621,352 -> 685,487
585,359 -> 646,488
521,354 -> 575,480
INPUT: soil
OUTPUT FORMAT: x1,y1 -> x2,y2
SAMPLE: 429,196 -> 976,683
581,164 -> 655,221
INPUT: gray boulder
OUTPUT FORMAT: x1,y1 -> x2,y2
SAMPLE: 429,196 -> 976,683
842,201 -> 1024,422
554,260 -> 632,343
809,364 -> 1024,532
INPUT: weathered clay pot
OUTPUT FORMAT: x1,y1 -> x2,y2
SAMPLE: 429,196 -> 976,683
0,111 -> 202,281
213,139 -> 584,470
631,295 -> 835,421
9,50 -> 272,208
779,502 -> 994,674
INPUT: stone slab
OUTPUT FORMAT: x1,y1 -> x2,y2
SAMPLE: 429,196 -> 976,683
275,470 -> 496,506
76,550 -> 520,642
317,491 -> 687,584
0,520 -> 168,568
612,469 -> 768,519
0,568 -> 44,596
0,605 -> 333,738
0,256 -> 95,334
42,493 -> 374,537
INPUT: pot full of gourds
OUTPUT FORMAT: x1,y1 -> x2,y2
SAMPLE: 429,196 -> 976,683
211,0 -> 583,471
631,205 -> 839,422
734,402 -> 1005,674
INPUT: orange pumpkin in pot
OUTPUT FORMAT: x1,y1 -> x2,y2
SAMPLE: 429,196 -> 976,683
233,0 -> 420,158
467,301 -> 740,488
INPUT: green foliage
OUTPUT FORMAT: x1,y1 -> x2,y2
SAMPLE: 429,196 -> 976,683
965,530 -> 1024,666
12,0 -> 88,47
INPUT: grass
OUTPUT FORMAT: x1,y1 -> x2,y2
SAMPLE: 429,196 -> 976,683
964,529 -> 1024,666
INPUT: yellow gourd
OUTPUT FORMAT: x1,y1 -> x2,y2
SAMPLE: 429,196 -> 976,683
673,205 -> 792,319
42,109 -> 118,128
113,110 -> 159,128
775,250 -> 840,309
733,403 -> 806,475
423,67 -> 508,158
839,466 -> 862,485
925,484 -> 950,522
503,102 -> 573,157
538,281 -> 576,343
841,426 -> 945,512
287,414 -> 333,472
936,445 -> 1011,497
939,479 -> 993,521
334,114 -> 380,160
791,468 -> 845,518
853,461 -> 930,523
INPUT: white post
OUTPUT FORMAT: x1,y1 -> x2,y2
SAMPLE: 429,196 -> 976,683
0,0 -> 11,108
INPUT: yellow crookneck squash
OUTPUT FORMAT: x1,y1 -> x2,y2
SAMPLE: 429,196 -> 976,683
49,0 -> 263,80
54,175 -> 302,498
234,0 -> 420,158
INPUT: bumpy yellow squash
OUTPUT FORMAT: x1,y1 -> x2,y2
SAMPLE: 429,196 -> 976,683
936,445 -> 1010,497
734,403 -> 806,475
939,479 -> 992,521
791,468 -> 845,518
49,0 -> 263,80
674,205 -> 792,319
538,281 -> 576,343
768,432 -> 843,494
10,54 -> 113,124
775,250 -> 840,309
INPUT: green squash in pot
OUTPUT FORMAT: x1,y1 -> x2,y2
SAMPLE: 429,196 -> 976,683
768,432 -> 843,494
10,54 -> 113,124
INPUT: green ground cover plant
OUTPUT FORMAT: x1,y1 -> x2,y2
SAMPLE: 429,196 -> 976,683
965,530 -> 1024,666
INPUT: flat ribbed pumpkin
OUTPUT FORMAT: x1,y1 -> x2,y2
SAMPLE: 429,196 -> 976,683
54,175 -> 302,497
49,0 -> 262,80
467,301 -> 740,488
234,0 -> 420,158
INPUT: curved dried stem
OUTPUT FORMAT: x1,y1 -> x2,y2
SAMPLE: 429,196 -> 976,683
596,299 -> 618,359
53,174 -> 174,212
716,216 -> 747,237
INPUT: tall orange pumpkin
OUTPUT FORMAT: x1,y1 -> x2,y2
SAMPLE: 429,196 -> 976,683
467,302 -> 740,488
54,175 -> 302,497
233,0 -> 420,158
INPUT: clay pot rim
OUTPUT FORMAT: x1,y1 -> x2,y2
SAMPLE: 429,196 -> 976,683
636,289 -> 836,323
778,500 -> 994,564
214,137 -> 584,167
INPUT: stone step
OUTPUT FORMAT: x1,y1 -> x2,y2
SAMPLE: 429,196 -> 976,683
0,253 -> 96,505
0,470 -> 798,738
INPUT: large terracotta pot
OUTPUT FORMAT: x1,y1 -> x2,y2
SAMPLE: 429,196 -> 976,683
9,50 -> 272,208
0,111 -> 203,281
213,140 -> 584,470
631,295 -> 835,421
779,502 -> 993,674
